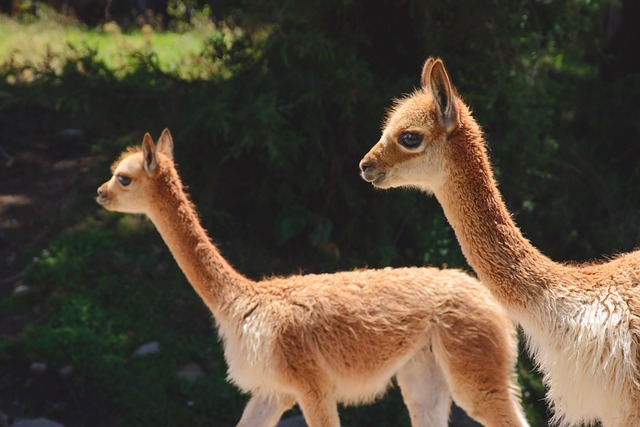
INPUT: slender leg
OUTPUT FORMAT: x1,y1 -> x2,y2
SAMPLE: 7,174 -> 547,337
432,334 -> 530,427
296,390 -> 340,427
396,349 -> 452,427
236,394 -> 296,427
277,345 -> 340,427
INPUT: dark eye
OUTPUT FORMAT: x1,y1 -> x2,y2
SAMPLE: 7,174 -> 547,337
117,175 -> 132,186
399,132 -> 423,148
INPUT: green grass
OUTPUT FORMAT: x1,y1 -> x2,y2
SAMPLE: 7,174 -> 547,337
2,215 -> 246,426
0,13 -> 239,81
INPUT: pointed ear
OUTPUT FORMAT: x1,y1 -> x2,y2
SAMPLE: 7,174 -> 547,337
157,128 -> 174,160
141,132 -> 158,175
420,57 -> 437,88
421,58 -> 458,134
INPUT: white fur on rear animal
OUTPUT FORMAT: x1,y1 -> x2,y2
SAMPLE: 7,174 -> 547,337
360,57 -> 640,427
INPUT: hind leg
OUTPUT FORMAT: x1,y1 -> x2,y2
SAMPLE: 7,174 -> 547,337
432,333 -> 529,427
447,371 -> 529,427
236,393 -> 296,427
396,348 -> 452,427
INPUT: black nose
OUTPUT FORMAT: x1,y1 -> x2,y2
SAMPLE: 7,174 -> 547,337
359,159 -> 373,173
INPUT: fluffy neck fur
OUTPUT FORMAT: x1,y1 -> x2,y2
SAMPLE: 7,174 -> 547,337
145,159 -> 253,315
433,103 -> 557,310
430,101 -> 640,427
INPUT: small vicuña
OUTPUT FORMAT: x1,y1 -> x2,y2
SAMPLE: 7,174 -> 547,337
97,129 -> 528,427
360,57 -> 640,427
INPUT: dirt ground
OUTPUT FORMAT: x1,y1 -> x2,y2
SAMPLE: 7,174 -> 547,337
0,125 -> 99,329
0,120 -> 119,426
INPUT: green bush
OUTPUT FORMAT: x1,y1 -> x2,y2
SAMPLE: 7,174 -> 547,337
1,0 -> 639,425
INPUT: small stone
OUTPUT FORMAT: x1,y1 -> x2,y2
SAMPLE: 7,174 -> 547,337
29,362 -> 47,375
58,129 -> 84,140
133,341 -> 160,357
276,415 -> 351,427
58,365 -> 75,379
450,403 -> 482,427
12,417 -> 65,427
277,416 -> 308,427
177,362 -> 204,383
13,285 -> 30,296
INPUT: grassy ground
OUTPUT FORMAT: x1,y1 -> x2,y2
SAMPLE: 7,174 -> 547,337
0,13 -> 549,427
0,12 -> 236,81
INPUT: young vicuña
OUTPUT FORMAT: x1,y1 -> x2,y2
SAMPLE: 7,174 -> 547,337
96,129 -> 529,427
359,57 -> 640,427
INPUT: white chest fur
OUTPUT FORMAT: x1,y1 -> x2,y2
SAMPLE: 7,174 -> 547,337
516,291 -> 638,426
218,307 -> 280,395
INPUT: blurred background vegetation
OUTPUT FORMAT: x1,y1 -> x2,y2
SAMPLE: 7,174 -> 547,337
0,0 -> 638,426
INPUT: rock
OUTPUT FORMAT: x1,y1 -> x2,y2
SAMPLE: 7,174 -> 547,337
273,405 -> 478,427
58,365 -> 75,379
133,341 -> 160,357
12,285 -> 30,296
276,415 -> 350,427
57,129 -> 84,141
176,362 -> 204,383
276,416 -> 308,427
450,403 -> 482,427
11,418 -> 65,427
29,362 -> 47,375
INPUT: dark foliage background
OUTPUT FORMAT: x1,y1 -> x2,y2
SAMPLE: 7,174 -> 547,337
0,0 -> 639,425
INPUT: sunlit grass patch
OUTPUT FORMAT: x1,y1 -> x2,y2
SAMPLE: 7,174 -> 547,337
0,14 -> 238,81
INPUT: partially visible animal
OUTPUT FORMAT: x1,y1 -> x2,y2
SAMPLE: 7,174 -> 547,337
360,56 -> 640,427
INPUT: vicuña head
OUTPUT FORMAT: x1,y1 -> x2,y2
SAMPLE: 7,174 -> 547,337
97,129 -> 174,214
360,57 -> 640,427
360,57 -> 462,194
97,130 -> 529,427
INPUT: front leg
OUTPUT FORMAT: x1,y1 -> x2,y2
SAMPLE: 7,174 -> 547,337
236,394 -> 296,427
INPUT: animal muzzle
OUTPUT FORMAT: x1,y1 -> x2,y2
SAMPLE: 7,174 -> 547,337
359,157 -> 386,183
96,184 -> 109,206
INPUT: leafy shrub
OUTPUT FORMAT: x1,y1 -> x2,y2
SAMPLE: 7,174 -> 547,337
1,1 -> 639,425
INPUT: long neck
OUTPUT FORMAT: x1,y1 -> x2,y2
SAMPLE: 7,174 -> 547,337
434,105 -> 557,308
145,165 -> 253,317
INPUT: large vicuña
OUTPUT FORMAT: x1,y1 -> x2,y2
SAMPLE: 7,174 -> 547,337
360,57 -> 640,427
96,129 -> 529,427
